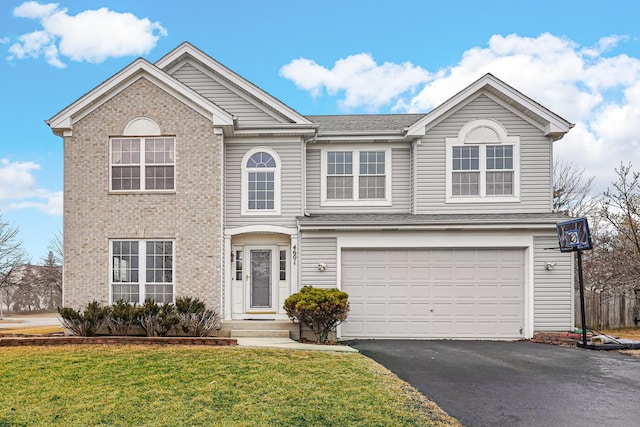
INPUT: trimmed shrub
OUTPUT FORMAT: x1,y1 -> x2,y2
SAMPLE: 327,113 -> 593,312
58,301 -> 108,336
106,300 -> 140,336
284,286 -> 350,344
175,297 -> 220,337
136,300 -> 179,337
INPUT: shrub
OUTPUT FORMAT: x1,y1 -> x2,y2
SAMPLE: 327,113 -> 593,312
136,300 -> 179,337
175,297 -> 220,337
106,300 -> 140,336
58,301 -> 108,336
284,286 -> 350,344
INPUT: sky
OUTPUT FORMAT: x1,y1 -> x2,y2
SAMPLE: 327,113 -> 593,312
1,0 -> 639,261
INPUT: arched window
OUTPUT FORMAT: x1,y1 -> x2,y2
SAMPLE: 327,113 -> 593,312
110,117 -> 175,192
241,148 -> 281,215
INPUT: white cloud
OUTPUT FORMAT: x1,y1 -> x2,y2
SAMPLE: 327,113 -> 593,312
8,1 -> 167,68
0,159 -> 62,216
282,32 -> 640,194
280,53 -> 431,111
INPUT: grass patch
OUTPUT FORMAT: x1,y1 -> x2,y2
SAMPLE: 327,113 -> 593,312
0,346 -> 458,426
600,327 -> 640,341
600,327 -> 640,358
0,326 -> 62,335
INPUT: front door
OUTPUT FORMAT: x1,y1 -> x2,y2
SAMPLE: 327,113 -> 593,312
246,246 -> 277,312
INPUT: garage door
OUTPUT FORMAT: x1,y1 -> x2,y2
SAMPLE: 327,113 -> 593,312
341,248 -> 525,339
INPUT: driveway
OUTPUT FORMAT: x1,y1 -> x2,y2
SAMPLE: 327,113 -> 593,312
350,340 -> 640,426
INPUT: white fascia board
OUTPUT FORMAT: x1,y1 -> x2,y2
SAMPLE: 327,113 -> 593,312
47,58 -> 233,134
407,73 -> 573,137
155,42 -> 314,126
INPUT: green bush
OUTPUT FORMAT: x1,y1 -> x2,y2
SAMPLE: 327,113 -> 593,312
136,300 -> 179,337
59,297 -> 221,337
58,301 -> 108,336
284,286 -> 350,344
106,300 -> 140,336
175,296 -> 220,337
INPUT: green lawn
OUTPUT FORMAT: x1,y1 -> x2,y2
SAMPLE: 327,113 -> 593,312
0,345 -> 459,426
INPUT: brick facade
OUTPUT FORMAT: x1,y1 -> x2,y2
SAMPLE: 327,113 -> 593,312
63,77 -> 223,309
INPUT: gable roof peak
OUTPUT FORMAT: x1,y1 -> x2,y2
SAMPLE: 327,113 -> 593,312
407,73 -> 574,140
47,55 -> 233,136
156,42 -> 313,126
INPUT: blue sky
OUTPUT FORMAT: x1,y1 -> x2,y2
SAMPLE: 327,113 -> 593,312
1,0 -> 640,261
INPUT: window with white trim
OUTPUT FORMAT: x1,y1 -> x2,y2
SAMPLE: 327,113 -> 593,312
446,119 -> 519,203
110,137 -> 175,191
110,240 -> 174,304
279,249 -> 287,281
322,148 -> 391,206
241,148 -> 281,215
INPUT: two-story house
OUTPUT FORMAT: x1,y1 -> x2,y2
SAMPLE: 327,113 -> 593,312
47,42 -> 574,340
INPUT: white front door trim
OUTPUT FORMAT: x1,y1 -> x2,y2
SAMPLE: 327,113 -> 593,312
243,244 -> 278,315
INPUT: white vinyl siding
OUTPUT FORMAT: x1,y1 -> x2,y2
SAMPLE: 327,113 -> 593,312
225,139 -> 303,228
170,62 -> 287,126
299,235 -> 337,288
416,94 -> 552,213
533,235 -> 574,331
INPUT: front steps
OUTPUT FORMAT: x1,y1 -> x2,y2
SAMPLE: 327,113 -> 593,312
219,320 -> 300,340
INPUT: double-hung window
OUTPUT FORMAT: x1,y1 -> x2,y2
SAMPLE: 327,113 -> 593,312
110,240 -> 174,304
322,148 -> 391,206
446,119 -> 519,202
110,137 -> 175,191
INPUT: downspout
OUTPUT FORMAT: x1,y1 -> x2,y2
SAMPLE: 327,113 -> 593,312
302,134 -> 317,217
299,132 -> 317,291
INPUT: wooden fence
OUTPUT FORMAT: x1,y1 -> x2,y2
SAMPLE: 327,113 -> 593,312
575,290 -> 639,329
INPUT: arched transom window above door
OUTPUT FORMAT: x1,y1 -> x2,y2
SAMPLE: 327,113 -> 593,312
241,147 -> 281,215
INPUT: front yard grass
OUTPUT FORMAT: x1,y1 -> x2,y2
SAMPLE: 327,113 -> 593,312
600,327 -> 640,358
0,345 -> 459,426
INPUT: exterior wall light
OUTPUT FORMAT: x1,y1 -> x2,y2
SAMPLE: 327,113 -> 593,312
545,262 -> 557,271
317,263 -> 327,271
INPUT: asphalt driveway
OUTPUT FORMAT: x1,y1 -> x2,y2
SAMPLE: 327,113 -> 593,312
350,340 -> 640,426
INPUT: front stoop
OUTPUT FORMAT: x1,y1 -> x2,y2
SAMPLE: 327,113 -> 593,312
219,320 -> 300,340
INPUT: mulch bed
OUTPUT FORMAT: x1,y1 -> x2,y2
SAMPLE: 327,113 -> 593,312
0,335 -> 237,347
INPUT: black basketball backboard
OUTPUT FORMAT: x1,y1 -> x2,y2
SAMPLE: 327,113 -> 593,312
556,218 -> 592,252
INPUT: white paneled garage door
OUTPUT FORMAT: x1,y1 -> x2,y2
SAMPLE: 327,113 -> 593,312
341,248 -> 525,339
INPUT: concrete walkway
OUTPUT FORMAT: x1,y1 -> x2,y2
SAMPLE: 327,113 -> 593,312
0,314 -> 357,352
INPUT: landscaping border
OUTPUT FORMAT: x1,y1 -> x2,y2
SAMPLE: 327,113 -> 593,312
0,336 -> 237,347
529,331 -> 593,347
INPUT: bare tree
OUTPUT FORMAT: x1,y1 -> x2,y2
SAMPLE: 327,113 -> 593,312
39,231 -> 63,309
553,159 -> 598,217
600,162 -> 640,290
0,211 -> 29,316
45,231 -> 62,266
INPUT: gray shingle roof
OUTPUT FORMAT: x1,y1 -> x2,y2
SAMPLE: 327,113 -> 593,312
305,114 -> 425,133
